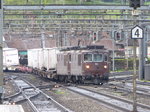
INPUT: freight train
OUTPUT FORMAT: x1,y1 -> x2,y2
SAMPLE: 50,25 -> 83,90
27,45 -> 110,84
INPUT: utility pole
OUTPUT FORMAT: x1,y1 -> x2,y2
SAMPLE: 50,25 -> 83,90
112,30 -> 115,71
41,29 -> 45,48
130,1 -> 142,111
0,0 -> 3,104
131,19 -> 143,112
40,0 -> 45,48
133,37 -> 137,112
125,31 -> 129,70
139,26 -> 145,80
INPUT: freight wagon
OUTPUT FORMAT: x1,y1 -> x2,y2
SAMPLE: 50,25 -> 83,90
3,48 -> 19,71
28,48 -> 59,78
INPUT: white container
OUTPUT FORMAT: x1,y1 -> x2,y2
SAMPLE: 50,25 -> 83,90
3,48 -> 19,70
43,48 -> 59,70
28,48 -> 44,69
28,48 -> 59,70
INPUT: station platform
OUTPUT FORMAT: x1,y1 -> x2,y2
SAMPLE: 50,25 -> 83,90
0,105 -> 25,112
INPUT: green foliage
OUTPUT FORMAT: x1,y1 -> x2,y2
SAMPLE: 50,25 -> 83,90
147,58 -> 150,64
140,80 -> 150,82
111,58 -> 139,71
4,0 -> 150,5
144,1 -> 150,5
4,0 -> 123,5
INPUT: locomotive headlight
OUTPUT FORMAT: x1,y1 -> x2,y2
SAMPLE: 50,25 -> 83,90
104,65 -> 107,69
86,65 -> 90,69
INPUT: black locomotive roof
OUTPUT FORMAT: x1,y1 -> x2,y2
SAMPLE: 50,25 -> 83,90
60,45 -> 105,51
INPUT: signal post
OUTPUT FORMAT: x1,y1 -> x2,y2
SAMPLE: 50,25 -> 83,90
0,0 -> 3,103
129,0 -> 141,112
131,25 -> 143,112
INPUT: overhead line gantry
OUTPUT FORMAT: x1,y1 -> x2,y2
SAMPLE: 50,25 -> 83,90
3,5 -> 150,10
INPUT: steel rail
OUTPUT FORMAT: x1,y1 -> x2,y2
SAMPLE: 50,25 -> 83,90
21,78 -> 73,112
102,82 -> 150,97
67,86 -> 150,112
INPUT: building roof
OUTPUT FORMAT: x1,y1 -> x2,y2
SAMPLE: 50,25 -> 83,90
93,38 -> 117,51
4,31 -> 118,51
4,34 -> 56,50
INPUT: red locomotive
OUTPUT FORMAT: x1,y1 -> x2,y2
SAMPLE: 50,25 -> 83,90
56,45 -> 110,84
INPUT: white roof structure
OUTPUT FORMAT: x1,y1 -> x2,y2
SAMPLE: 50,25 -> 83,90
0,105 -> 25,112
3,37 -> 8,48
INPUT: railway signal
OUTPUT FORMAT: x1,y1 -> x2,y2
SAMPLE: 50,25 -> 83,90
114,32 -> 121,41
0,0 -> 1,9
129,0 -> 141,9
93,32 -> 97,41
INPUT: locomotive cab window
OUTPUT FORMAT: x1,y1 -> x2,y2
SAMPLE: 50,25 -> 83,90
104,55 -> 108,62
84,54 -> 92,62
93,54 -> 103,62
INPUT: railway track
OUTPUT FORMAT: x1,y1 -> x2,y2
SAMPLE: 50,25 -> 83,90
3,88 -> 25,104
3,76 -> 26,104
4,76 -> 72,112
4,72 -> 150,112
110,71 -> 150,85
67,86 -> 150,112
124,82 -> 150,93
101,82 -> 150,97
109,75 -> 132,81
128,80 -> 150,86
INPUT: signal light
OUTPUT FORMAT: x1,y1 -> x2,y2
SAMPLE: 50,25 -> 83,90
116,32 -> 120,40
114,32 -> 121,41
93,32 -> 97,41
129,0 -> 140,9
